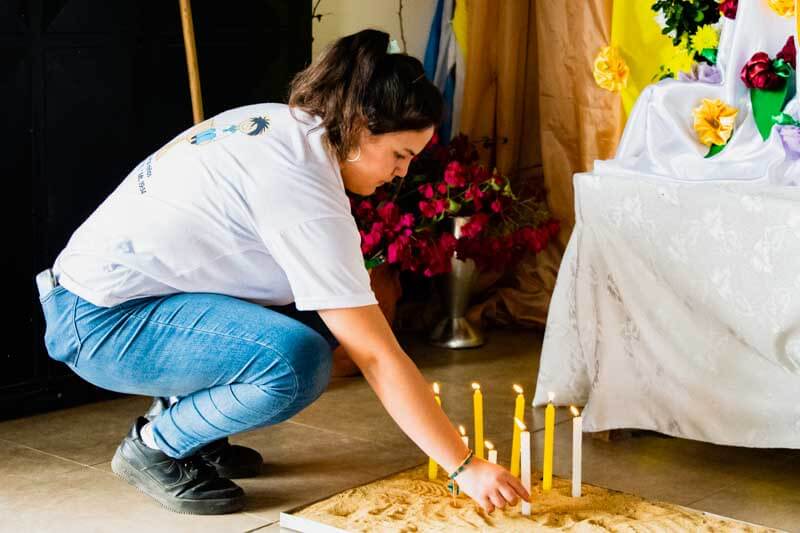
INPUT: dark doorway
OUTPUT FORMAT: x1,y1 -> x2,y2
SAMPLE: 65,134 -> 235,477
1,0 -> 311,420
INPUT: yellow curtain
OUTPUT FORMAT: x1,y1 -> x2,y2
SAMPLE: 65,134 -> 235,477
611,0 -> 674,115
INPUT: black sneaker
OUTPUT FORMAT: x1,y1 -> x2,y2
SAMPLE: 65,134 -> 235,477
111,417 -> 246,515
144,397 -> 264,479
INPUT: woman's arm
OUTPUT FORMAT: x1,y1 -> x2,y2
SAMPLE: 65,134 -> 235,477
318,304 -> 530,512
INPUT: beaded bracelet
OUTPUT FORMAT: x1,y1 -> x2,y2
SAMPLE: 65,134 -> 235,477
448,449 -> 475,480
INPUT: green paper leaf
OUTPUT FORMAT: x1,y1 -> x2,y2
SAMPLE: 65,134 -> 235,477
772,59 -> 792,79
751,67 -> 797,140
705,142 -> 726,158
773,112 -> 800,127
700,48 -> 718,65
447,199 -> 461,213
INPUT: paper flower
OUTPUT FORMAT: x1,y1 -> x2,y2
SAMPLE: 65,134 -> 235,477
778,126 -> 800,159
767,0 -> 795,17
692,98 -> 738,146
691,24 -> 720,53
719,0 -> 738,19
774,113 -> 800,159
593,46 -> 629,92
777,36 -> 796,69
741,52 -> 784,89
678,62 -> 723,83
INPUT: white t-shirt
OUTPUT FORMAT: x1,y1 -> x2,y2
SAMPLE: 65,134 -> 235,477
53,104 -> 377,311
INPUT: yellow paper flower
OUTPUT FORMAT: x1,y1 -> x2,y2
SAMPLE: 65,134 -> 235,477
692,98 -> 738,146
767,0 -> 795,17
664,39 -> 695,77
593,46 -> 629,92
691,24 -> 719,52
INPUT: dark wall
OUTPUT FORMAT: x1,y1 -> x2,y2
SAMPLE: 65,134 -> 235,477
0,0 -> 312,420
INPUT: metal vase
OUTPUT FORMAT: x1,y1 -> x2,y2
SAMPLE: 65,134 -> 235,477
429,216 -> 485,348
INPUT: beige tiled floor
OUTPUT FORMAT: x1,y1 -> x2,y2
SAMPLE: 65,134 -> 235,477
0,329 -> 797,532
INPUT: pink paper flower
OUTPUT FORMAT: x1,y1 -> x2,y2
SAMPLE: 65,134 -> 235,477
460,213 -> 489,238
443,161 -> 466,187
418,183 -> 434,199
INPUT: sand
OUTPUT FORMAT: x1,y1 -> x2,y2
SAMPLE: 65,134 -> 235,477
293,465 -> 777,532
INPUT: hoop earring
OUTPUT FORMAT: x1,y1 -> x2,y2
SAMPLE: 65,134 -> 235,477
346,147 -> 361,163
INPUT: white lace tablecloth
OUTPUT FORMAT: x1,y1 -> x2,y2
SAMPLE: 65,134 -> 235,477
534,172 -> 800,448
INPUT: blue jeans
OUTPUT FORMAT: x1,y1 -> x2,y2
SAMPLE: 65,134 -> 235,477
38,284 -> 336,459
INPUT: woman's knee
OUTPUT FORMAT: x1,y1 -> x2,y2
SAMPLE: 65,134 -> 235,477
260,325 -> 333,407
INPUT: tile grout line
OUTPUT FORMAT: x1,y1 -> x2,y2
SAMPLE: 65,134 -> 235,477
0,439 -> 92,469
240,516 -> 278,532
682,479 -> 741,508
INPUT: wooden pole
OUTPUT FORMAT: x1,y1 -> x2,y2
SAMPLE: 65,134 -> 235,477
179,0 -> 204,124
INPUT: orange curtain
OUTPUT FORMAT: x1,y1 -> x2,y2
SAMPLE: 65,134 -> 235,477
459,0 -> 623,327
460,0 -> 542,182
535,0 -> 624,247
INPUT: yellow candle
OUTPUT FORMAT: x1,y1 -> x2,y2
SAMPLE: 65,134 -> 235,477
472,383 -> 484,459
427,382 -> 442,481
543,391 -> 555,491
510,384 -> 525,477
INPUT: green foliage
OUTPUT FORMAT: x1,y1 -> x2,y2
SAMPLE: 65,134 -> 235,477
651,0 -> 721,46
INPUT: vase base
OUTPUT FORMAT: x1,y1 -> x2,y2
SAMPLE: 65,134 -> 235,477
429,317 -> 485,349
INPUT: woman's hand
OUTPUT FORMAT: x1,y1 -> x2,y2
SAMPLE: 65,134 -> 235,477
453,458 -> 531,513
318,305 -> 525,503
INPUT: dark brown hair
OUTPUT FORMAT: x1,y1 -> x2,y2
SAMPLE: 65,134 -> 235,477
289,29 -> 444,161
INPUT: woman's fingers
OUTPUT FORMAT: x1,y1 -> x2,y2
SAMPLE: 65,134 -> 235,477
489,490 -> 506,509
498,483 -> 519,506
506,473 -> 531,502
481,498 -> 495,514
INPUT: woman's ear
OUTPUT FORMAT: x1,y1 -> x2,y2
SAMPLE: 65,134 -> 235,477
340,118 -> 369,163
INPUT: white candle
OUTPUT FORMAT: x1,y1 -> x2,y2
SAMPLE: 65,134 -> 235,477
516,418 -> 531,516
459,424 -> 469,448
485,441 -> 497,464
571,406 -> 583,498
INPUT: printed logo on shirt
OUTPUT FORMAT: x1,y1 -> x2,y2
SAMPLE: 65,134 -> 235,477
154,115 -> 271,160
135,155 -> 154,195
190,115 -> 271,145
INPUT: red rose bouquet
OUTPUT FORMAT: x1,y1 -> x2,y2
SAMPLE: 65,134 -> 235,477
350,134 -> 558,277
